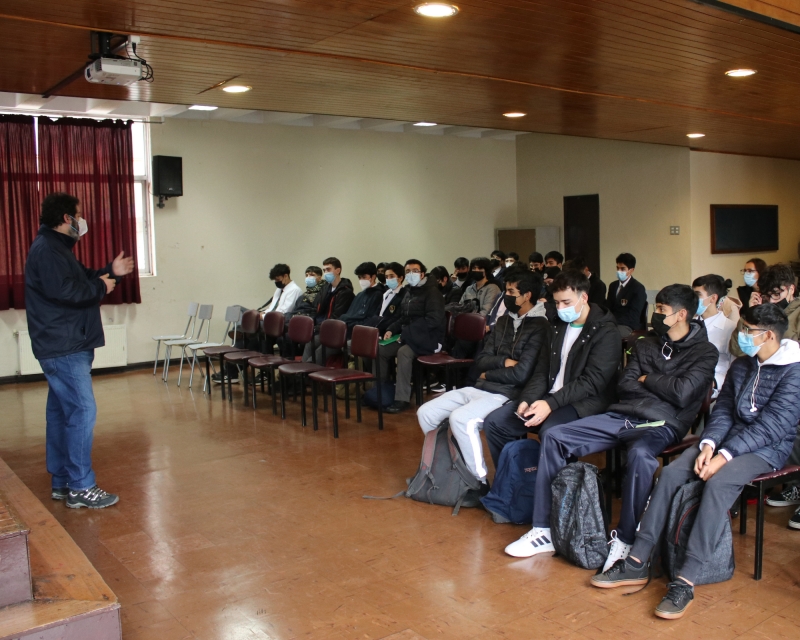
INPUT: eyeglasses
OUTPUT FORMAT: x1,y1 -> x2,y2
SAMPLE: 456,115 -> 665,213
740,326 -> 767,336
740,268 -> 757,274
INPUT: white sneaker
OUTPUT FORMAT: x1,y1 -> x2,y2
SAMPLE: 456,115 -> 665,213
602,530 -> 632,573
504,527 -> 555,558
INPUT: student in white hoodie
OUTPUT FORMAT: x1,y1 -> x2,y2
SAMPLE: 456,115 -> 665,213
692,275 -> 737,397
591,303 -> 800,620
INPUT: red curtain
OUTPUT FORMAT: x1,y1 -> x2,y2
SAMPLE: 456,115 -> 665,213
38,118 -> 141,305
0,115 -> 39,311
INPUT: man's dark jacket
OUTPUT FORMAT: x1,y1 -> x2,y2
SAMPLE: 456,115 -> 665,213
609,321 -> 718,440
339,284 -> 385,336
441,280 -> 464,305
387,278 -> 446,355
606,277 -> 647,330
520,303 -> 621,417
474,313 -> 551,400
285,281 -> 324,321
313,278 -> 354,327
701,345 -> 800,469
24,225 -> 112,360
588,274 -> 607,308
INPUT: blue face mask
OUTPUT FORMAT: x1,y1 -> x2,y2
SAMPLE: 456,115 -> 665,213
305,276 -> 317,288
406,272 -> 422,287
386,278 -> 399,290
695,296 -> 710,317
744,272 -> 757,287
323,272 -> 336,284
557,301 -> 584,324
617,270 -> 628,282
737,331 -> 763,357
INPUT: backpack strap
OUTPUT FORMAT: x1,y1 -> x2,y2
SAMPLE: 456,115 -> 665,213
446,427 -> 483,491
404,425 -> 442,497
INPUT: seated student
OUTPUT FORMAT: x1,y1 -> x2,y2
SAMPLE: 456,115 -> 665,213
302,257 -> 354,361
452,257 -> 470,288
529,252 -> 545,273
286,267 -> 324,320
373,262 -> 406,334
376,262 -> 389,285
592,303 -> 800,619
483,270 -> 620,468
378,260 -> 446,414
606,252 -> 647,336
692,275 -> 737,397
738,257 -> 766,314
505,252 -> 520,268
504,284 -> 718,571
491,250 -> 507,286
417,270 -> 550,484
460,257 -> 502,317
485,264 -> 547,335
430,265 -> 463,305
261,264 -> 303,315
544,251 -> 564,269
565,256 -> 606,307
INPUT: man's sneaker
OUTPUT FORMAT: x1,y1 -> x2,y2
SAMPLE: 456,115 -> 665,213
504,527 -> 555,558
766,485 -> 800,507
789,506 -> 800,530
602,530 -> 632,572
591,558 -> 649,589
429,383 -> 447,394
66,486 -> 119,509
211,373 -> 239,385
385,401 -> 411,414
654,581 -> 694,619
51,487 -> 69,500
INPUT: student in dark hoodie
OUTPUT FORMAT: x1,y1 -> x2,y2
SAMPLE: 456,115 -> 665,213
302,257 -> 354,362
504,284 -> 718,573
592,303 -> 800,620
483,270 -> 620,469
417,270 -> 550,483
379,259 -> 446,414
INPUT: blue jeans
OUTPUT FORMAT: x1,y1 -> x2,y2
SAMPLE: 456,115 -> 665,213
39,350 -> 97,491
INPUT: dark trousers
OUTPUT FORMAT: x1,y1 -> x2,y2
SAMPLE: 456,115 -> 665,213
483,402 -> 579,469
630,447 -> 771,584
785,426 -> 800,487
534,412 -> 677,544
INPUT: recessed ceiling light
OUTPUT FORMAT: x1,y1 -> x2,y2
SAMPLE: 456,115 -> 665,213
189,105 -> 218,111
222,85 -> 252,93
725,69 -> 757,77
503,112 -> 526,118
414,122 -> 438,127
687,133 -> 705,138
414,3 -> 459,18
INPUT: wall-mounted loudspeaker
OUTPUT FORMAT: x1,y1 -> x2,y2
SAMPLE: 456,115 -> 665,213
152,155 -> 182,208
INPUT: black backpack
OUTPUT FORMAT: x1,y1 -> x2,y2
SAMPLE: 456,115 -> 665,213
363,381 -> 394,409
480,439 -> 540,524
661,480 -> 735,585
405,421 -> 483,515
550,462 -> 609,570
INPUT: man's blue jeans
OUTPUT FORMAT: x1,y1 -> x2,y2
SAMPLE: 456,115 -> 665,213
39,350 -> 97,492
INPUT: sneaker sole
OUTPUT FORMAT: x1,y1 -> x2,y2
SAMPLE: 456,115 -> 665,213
655,600 -> 692,620
766,499 -> 800,507
591,577 -> 648,589
51,494 -> 68,501
66,496 -> 120,509
788,520 -> 800,530
504,546 -> 556,559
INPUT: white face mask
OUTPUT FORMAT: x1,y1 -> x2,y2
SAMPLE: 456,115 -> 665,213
505,260 -> 514,268
69,216 -> 88,238
358,279 -> 372,291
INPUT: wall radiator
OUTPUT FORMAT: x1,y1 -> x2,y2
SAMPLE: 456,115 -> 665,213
15,325 -> 128,375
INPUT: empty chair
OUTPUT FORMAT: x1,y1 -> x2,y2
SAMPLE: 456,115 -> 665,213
248,312 -> 289,414
186,305 -> 243,391
163,304 -> 213,385
151,302 -> 199,375
222,310 -> 263,404
308,325 -> 383,438
203,307 -> 244,397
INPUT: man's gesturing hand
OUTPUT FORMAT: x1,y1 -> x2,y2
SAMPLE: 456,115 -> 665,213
112,251 -> 135,277
100,274 -> 116,294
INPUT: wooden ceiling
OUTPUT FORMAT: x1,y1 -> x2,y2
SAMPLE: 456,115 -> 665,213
2,0 -> 800,159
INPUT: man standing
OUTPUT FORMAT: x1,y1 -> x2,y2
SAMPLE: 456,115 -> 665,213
25,193 -> 134,509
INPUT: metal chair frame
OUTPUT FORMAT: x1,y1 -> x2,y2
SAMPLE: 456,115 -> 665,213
151,302 -> 199,375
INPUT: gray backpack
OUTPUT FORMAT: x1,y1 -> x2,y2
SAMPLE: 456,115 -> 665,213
406,421 -> 483,515
550,462 -> 609,570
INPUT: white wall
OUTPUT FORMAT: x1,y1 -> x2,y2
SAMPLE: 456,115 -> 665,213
0,119 -> 517,377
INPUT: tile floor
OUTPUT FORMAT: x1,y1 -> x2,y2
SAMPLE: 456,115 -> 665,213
1,370 -> 800,639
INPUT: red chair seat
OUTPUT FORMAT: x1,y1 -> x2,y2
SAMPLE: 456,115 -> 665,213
309,369 -> 374,384
279,362 -> 326,375
661,435 -> 700,457
224,350 -> 262,363
750,465 -> 800,484
417,353 -> 473,366
204,345 -> 241,356
249,355 -> 288,368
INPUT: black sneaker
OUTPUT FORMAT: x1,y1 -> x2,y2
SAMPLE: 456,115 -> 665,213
385,401 -> 411,414
767,485 -> 800,507
66,486 -> 119,509
429,383 -> 447,394
590,558 -> 649,589
654,581 -> 694,619
212,373 -> 239,385
789,506 -> 800,530
51,487 -> 69,500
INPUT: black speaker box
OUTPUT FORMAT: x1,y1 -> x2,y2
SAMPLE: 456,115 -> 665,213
152,156 -> 183,197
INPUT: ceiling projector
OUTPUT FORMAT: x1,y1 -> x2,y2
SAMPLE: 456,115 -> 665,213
85,58 -> 143,85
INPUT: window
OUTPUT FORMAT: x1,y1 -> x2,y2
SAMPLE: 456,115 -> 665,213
131,122 -> 155,276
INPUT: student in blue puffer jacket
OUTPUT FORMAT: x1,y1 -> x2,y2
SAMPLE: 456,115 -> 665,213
591,303 -> 800,620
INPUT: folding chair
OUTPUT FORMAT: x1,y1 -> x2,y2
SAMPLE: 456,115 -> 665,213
163,304 -> 212,384
152,302 -> 198,375
186,305 -> 243,391
222,310 -> 263,404
203,307 -> 244,398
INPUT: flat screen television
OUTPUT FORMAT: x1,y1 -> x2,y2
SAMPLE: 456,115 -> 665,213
710,204 -> 778,254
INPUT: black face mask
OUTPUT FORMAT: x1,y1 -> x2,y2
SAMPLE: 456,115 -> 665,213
456,272 -> 467,282
651,312 -> 674,337
504,294 -> 521,315
491,258 -> 501,269
275,280 -> 286,289
472,271 -> 486,281
376,273 -> 386,284
777,299 -> 790,311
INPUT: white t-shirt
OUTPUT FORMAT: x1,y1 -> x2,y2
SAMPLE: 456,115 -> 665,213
702,311 -> 737,396
549,324 -> 583,394
264,280 -> 302,314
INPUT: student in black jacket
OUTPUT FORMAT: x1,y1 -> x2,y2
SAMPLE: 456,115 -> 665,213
606,252 -> 647,335
417,270 -> 550,483
504,284 -> 717,573
25,193 -> 134,509
430,265 -> 463,305
565,256 -> 607,308
379,259 -> 446,413
483,271 -> 620,467
592,304 -> 800,620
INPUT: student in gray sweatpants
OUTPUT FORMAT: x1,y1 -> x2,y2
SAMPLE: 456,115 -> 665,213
591,303 -> 800,620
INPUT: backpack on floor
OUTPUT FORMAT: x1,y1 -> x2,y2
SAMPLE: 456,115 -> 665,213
405,420 -> 483,516
661,479 -> 735,585
363,382 -> 394,409
480,439 -> 540,524
550,462 -> 609,570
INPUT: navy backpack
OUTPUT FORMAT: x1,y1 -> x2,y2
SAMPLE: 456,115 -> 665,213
363,382 -> 394,409
480,438 -> 540,524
